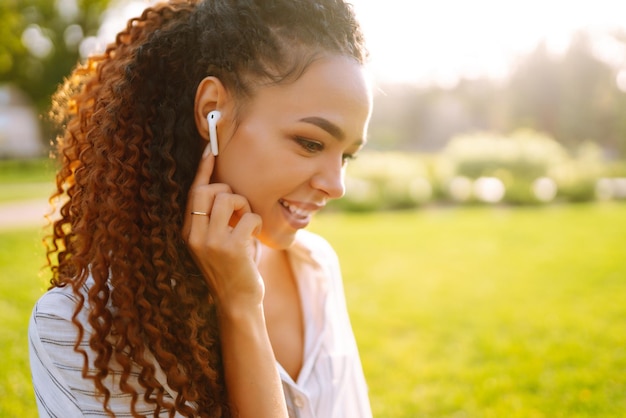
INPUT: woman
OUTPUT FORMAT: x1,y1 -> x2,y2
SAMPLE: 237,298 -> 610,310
28,0 -> 373,417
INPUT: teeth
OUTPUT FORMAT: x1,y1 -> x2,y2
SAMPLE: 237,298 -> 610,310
280,200 -> 312,218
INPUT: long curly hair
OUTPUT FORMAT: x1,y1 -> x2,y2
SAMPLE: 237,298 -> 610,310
46,0 -> 366,416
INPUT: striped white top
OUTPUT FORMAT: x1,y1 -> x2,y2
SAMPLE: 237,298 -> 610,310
29,230 -> 372,417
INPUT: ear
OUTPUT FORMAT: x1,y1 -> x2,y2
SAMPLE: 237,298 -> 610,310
194,76 -> 229,140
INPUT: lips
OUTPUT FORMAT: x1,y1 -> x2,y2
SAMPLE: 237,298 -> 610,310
279,199 -> 324,229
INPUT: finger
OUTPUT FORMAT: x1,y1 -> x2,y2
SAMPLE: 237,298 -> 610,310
185,150 -> 216,220
190,148 -> 216,188
209,193 -> 252,233
183,183 -> 233,240
231,212 -> 262,240
187,183 -> 232,214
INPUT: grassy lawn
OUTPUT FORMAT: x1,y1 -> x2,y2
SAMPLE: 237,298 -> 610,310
0,227 -> 48,417
0,159 -> 55,203
311,204 -> 626,418
2,203 -> 625,417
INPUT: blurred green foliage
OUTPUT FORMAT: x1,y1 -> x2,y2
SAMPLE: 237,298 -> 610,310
334,152 -> 433,211
0,158 -> 56,183
331,131 -> 626,210
370,32 -> 626,158
0,0 -> 110,112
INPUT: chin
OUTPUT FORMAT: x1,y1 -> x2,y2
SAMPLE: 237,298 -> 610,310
258,228 -> 298,250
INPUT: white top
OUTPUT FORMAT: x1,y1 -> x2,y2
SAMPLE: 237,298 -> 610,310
29,230 -> 372,418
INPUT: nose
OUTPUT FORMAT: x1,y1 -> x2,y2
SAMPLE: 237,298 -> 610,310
310,157 -> 346,199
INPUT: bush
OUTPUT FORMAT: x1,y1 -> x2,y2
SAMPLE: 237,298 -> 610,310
327,132 -> 625,211
329,152 -> 432,211
439,130 -> 570,205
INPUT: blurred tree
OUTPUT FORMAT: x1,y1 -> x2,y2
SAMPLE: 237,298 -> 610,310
368,84 -> 429,151
506,42 -> 562,137
0,0 -> 111,113
506,33 -> 625,154
367,31 -> 626,157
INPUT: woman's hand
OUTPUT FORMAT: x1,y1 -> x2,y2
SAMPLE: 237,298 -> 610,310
181,146 -> 288,417
182,150 -> 264,313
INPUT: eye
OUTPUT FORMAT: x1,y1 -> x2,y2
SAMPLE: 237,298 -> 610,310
295,137 -> 324,154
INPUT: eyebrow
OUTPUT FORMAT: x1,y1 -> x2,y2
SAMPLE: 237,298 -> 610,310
299,116 -> 346,141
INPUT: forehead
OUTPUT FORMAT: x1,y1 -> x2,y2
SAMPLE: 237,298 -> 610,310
245,56 -> 372,137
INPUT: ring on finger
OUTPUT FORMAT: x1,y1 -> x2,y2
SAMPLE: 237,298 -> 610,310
190,211 -> 210,216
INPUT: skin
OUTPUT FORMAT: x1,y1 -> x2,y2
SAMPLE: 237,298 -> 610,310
182,55 -> 372,417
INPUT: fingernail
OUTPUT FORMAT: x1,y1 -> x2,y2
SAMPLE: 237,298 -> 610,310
202,143 -> 212,159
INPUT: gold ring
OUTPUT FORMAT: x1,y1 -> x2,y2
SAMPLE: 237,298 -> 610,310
190,211 -> 209,216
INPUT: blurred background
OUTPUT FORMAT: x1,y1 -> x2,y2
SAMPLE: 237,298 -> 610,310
1,1 -> 626,417
344,0 -> 626,209
1,0 -> 626,206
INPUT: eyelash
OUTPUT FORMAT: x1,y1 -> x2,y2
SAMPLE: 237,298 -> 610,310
294,137 -> 358,164
295,137 -> 324,153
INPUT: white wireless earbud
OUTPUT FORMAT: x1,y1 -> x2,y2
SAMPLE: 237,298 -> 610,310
207,110 -> 221,156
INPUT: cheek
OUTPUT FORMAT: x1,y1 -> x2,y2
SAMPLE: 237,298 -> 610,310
211,125 -> 302,207
213,149 -> 279,206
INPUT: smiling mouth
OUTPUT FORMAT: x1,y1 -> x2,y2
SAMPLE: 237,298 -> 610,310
279,199 -> 315,219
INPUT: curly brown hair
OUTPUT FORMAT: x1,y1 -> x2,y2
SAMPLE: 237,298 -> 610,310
46,0 -> 366,416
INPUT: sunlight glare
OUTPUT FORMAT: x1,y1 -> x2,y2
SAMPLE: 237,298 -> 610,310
88,0 -> 626,86
349,0 -> 626,85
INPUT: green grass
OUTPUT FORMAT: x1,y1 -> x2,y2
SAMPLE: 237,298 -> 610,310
311,204 -> 626,418
0,159 -> 55,203
2,203 -> 625,417
0,159 -> 56,183
0,227 -> 48,417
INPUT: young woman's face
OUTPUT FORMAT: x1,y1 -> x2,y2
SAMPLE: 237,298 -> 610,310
213,56 -> 372,249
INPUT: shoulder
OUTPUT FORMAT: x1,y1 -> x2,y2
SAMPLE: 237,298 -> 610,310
29,285 -> 181,417
29,284 -> 92,380
29,286 -> 88,416
29,285 -> 89,371
31,285 -> 83,332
